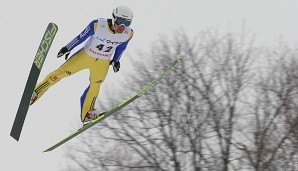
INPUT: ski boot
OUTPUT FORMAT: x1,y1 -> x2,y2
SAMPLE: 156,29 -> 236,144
83,109 -> 105,126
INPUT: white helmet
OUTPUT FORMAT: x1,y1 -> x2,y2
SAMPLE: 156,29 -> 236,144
112,6 -> 133,27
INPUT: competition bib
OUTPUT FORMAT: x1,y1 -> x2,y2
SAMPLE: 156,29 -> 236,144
84,18 -> 132,60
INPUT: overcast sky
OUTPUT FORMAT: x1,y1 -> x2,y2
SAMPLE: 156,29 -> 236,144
1,0 -> 298,170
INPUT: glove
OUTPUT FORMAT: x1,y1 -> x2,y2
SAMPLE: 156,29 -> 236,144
110,61 -> 120,73
57,47 -> 71,60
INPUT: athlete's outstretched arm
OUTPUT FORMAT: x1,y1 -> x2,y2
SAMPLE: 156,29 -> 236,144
65,20 -> 97,51
111,30 -> 134,62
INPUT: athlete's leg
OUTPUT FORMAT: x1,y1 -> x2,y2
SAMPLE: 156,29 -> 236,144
32,49 -> 93,104
80,59 -> 110,121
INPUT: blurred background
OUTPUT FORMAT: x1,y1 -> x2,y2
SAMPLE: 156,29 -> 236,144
1,0 -> 298,170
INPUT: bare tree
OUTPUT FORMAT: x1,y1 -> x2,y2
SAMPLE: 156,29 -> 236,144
233,43 -> 298,171
193,30 -> 258,171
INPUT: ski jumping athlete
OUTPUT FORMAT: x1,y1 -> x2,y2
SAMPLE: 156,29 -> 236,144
30,6 -> 134,125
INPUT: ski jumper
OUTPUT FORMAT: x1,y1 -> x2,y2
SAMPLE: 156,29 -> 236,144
33,18 -> 133,121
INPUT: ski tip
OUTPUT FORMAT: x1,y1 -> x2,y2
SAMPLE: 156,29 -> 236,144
10,135 -> 20,142
43,149 -> 50,153
49,22 -> 58,26
172,58 -> 182,68
48,22 -> 58,31
10,131 -> 20,141
43,146 -> 54,152
176,58 -> 182,63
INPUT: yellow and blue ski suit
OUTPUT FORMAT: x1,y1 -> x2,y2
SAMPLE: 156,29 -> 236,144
33,18 -> 133,122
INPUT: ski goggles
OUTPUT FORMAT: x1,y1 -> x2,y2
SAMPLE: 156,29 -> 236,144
115,18 -> 131,27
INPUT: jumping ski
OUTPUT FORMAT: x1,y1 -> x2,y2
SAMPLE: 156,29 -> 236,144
10,23 -> 58,141
43,58 -> 182,152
